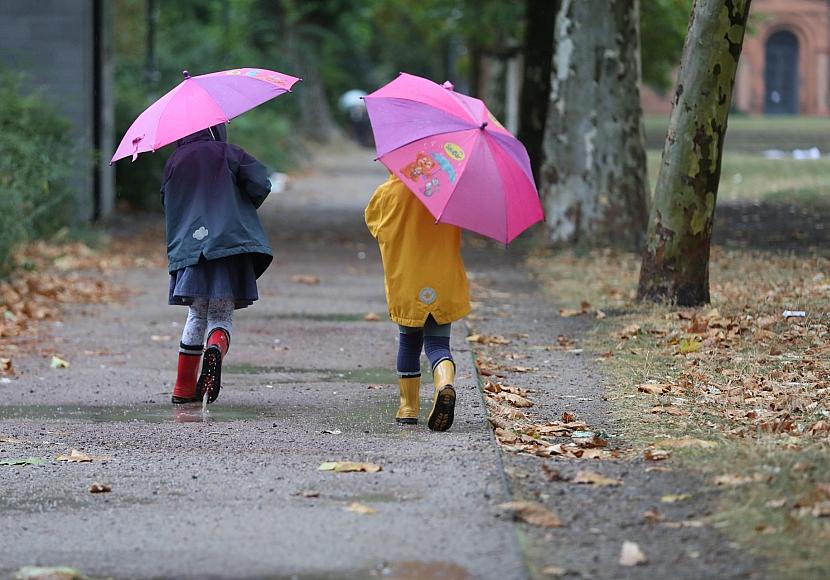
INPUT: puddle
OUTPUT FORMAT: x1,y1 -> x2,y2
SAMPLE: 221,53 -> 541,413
0,490 -> 154,515
0,404 -> 282,424
223,364 -> 399,384
266,561 -> 471,580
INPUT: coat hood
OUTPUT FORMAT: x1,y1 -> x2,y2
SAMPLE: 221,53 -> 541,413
177,123 -> 228,147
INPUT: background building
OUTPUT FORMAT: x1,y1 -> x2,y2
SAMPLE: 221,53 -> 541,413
0,0 -> 115,221
644,0 -> 830,116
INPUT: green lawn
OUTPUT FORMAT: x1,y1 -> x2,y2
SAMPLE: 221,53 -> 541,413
644,116 -> 830,204
647,151 -> 830,204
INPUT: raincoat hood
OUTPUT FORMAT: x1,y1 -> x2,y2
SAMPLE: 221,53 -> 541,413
177,123 -> 228,147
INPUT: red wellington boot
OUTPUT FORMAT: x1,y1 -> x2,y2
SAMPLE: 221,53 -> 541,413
171,343 -> 203,404
197,328 -> 230,404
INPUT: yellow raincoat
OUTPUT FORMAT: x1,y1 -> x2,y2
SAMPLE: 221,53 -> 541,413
365,174 -> 471,327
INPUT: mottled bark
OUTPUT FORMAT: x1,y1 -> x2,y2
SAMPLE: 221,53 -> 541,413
518,0 -> 558,183
637,0 -> 752,306
538,0 -> 649,250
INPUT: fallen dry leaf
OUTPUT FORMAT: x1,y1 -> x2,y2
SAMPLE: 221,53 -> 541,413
291,274 -> 320,285
49,356 -> 70,369
643,508 -> 663,524
499,392 -> 534,408
644,449 -> 671,461
345,502 -> 377,515
296,490 -> 320,498
318,461 -> 382,473
657,437 -> 717,449
712,474 -> 758,487
13,566 -> 85,580
55,449 -> 111,463
812,501 -> 830,517
0,357 -> 14,376
89,482 -> 112,493
661,493 -> 691,503
573,470 -> 622,487
499,501 -> 563,528
467,334 -> 511,345
561,411 -> 576,423
637,383 -> 671,395
619,541 -> 648,566
541,464 -> 565,482
618,324 -> 642,339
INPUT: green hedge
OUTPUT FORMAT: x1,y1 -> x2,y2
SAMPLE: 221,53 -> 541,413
0,73 -> 75,277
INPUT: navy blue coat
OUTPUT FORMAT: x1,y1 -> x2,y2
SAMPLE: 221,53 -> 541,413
161,125 -> 273,277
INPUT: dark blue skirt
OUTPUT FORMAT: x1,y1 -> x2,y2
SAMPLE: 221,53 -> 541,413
169,254 -> 259,310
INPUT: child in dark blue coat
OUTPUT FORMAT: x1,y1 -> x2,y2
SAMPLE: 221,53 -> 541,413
161,124 -> 272,404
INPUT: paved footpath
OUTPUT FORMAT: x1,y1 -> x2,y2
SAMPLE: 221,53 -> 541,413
0,146 -> 760,580
0,147 -> 525,579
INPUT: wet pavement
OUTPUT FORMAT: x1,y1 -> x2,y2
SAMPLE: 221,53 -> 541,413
0,145 -> 526,579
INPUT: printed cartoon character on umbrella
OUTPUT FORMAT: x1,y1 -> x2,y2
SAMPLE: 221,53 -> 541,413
364,73 -> 544,432
111,68 -> 301,406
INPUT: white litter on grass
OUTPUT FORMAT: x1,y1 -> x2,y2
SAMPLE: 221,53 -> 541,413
763,147 -> 822,160
783,310 -> 807,318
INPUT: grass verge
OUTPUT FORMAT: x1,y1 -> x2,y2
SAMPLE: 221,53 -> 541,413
527,247 -> 830,578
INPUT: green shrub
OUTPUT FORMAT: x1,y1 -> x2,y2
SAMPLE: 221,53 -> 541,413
0,72 -> 75,277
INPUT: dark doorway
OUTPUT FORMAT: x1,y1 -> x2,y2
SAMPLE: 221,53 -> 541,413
764,30 -> 799,115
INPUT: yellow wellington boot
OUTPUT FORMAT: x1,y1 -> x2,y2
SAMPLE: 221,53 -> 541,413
396,376 -> 421,425
428,359 -> 456,432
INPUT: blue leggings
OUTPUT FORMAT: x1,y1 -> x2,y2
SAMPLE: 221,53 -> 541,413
396,316 -> 452,378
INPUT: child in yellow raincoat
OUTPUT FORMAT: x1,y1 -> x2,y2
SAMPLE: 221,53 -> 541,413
365,173 -> 471,431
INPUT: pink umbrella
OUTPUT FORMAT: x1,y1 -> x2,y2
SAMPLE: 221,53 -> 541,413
364,73 -> 543,244
111,67 -> 301,163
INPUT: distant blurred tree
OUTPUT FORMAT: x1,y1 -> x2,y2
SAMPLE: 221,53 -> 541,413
641,0 -> 691,91
518,0 -> 558,183
113,0 -> 297,209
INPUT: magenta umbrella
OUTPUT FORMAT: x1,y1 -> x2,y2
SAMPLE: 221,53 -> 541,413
364,73 -> 543,244
111,67 -> 301,163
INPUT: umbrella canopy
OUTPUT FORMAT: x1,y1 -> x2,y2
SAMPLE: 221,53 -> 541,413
364,73 -> 543,244
112,67 -> 301,163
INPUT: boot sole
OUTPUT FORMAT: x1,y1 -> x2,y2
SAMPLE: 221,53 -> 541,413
196,346 -> 222,404
396,417 -> 418,425
171,395 -> 201,404
428,386 -> 456,432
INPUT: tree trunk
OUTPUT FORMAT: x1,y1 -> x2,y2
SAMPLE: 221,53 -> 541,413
518,0 -> 558,184
539,0 -> 649,249
295,46 -> 339,143
637,0 -> 752,306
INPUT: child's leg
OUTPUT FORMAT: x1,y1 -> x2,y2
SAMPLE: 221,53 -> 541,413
197,298 -> 234,404
206,298 -> 234,355
172,299 -> 208,404
424,317 -> 455,432
395,325 -> 424,424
